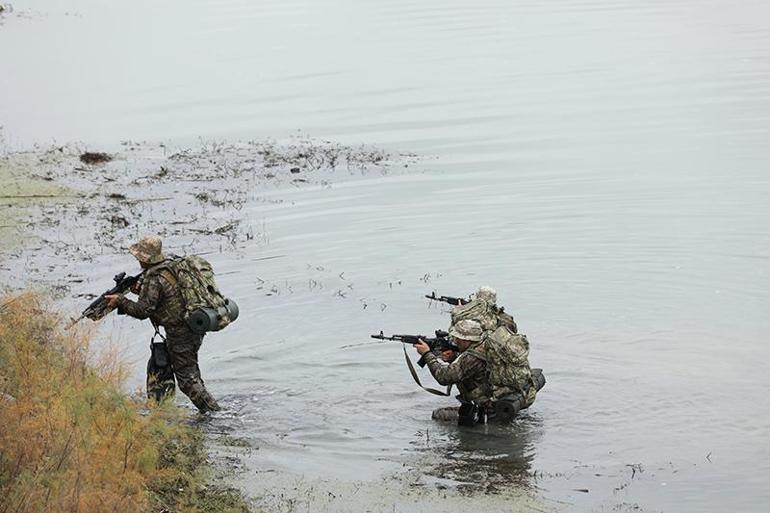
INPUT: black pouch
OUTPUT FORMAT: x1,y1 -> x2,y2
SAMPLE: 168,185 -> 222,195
151,341 -> 170,368
457,398 -> 490,426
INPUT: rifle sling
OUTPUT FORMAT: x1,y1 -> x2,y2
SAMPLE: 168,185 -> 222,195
402,345 -> 452,397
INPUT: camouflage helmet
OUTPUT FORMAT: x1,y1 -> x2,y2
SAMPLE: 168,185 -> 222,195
474,286 -> 497,304
129,235 -> 166,265
449,319 -> 483,342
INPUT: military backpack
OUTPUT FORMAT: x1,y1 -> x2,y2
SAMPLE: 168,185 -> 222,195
167,256 -> 239,333
451,299 -> 517,333
481,326 -> 537,405
451,299 -> 499,331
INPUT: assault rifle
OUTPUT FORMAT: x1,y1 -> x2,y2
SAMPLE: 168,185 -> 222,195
69,271 -> 144,327
371,329 -> 457,367
425,291 -> 470,306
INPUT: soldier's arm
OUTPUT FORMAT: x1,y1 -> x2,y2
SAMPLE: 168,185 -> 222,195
423,352 -> 485,386
118,275 -> 162,320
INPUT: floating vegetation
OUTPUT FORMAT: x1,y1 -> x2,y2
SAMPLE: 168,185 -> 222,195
79,151 -> 113,165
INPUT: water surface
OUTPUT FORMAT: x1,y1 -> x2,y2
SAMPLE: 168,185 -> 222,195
2,1 -> 770,511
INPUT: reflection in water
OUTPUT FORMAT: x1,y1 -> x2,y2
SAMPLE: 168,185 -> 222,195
410,414 -> 542,493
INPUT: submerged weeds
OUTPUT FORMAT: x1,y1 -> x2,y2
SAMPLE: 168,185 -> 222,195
0,293 -> 250,513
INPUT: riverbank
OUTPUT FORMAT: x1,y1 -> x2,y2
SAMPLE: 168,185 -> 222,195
0,137 -> 409,292
0,292 -> 251,512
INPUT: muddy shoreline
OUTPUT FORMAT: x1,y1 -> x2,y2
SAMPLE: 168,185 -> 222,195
0,292 -> 253,513
0,137 -> 414,294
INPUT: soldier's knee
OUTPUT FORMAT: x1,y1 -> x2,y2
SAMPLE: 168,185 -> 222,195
432,406 -> 460,422
175,375 -> 199,396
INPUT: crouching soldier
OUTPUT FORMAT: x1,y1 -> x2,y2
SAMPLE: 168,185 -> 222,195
415,319 -> 492,425
104,236 -> 221,412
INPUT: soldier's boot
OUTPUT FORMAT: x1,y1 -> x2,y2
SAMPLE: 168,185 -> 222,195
186,384 -> 221,412
175,374 -> 221,412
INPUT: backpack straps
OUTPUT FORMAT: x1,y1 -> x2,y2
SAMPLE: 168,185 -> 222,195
463,339 -> 489,362
158,268 -> 178,287
463,348 -> 488,362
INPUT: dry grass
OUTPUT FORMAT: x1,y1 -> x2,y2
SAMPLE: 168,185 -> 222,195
0,293 -> 250,513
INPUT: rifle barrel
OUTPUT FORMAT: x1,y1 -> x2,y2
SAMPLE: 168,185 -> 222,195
425,292 -> 469,306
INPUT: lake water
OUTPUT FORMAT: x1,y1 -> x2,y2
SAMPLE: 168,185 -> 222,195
2,0 -> 770,511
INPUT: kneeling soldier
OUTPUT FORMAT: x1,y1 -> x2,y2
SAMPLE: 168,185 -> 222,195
415,319 -> 491,424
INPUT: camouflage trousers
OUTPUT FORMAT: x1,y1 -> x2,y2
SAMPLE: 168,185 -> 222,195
431,406 -> 460,422
146,328 -> 220,412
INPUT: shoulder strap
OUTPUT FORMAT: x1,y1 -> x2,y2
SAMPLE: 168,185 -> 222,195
145,259 -> 171,275
146,259 -> 178,287
463,342 -> 488,362
402,346 -> 452,397
158,268 -> 178,287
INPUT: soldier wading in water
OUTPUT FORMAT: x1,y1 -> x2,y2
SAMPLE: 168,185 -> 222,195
415,319 -> 492,425
105,236 -> 221,412
417,286 -> 544,424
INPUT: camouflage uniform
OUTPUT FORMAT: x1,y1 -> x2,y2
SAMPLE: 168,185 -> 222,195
424,320 -> 493,424
117,236 -> 220,412
474,286 -> 518,333
423,345 -> 491,404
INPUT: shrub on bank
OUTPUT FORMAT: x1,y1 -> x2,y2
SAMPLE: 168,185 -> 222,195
0,293 -> 250,513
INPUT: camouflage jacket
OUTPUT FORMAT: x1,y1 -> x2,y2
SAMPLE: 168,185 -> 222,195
118,261 -> 187,331
423,342 -> 492,403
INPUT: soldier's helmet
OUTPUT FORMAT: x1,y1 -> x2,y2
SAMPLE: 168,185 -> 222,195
474,286 -> 497,304
129,235 -> 166,265
449,319 -> 484,342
